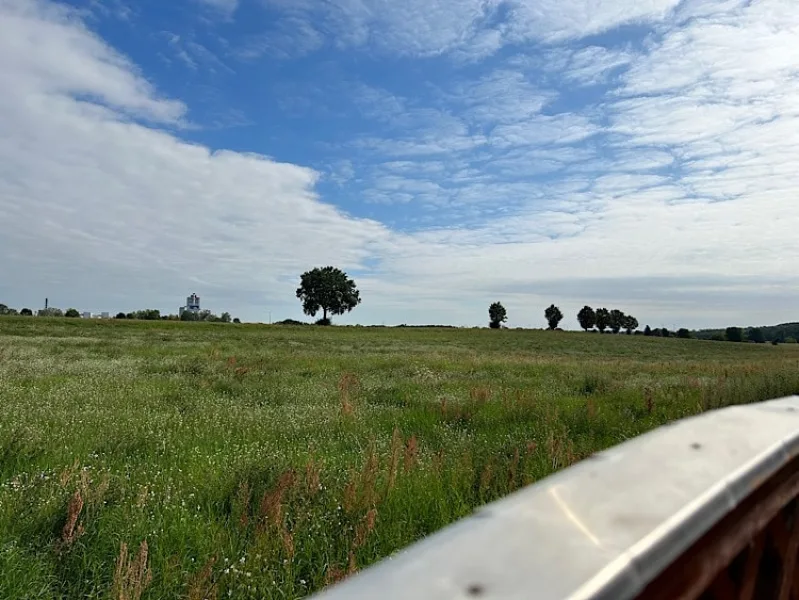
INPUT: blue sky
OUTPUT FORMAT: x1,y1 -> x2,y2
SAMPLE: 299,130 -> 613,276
1,0 -> 797,328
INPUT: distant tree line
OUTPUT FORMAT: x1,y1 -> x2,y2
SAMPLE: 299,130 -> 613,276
0,303 -> 239,323
2,305 -> 82,317
693,323 -> 798,344
576,306 -> 639,334
485,303 -> 642,333
480,300 -> 796,345
0,304 -> 22,316
116,309 -> 234,323
641,325 -> 692,339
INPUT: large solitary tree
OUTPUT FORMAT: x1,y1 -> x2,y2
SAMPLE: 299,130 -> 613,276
545,304 -> 564,330
577,306 -> 596,331
296,266 -> 361,325
488,302 -> 507,329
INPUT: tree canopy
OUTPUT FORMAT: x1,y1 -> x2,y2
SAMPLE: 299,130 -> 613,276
488,302 -> 507,329
296,266 -> 361,324
622,315 -> 639,335
544,304 -> 564,330
726,327 -> 743,342
609,309 -> 625,334
595,308 -> 611,333
577,306 -> 596,331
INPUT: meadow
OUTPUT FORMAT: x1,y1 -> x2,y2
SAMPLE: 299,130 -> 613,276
1,317 -> 799,599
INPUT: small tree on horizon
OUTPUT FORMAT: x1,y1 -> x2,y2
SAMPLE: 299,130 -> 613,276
609,309 -> 626,334
20,308 -> 33,316
644,325 -> 652,336
488,302 -> 507,329
677,328 -> 691,339
65,308 -> 80,318
622,315 -> 639,335
595,308 -> 611,333
296,266 -> 361,325
577,306 -> 596,331
545,304 -> 564,330
725,327 -> 743,342
747,327 -> 766,343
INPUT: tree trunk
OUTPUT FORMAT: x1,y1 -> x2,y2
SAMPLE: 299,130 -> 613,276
323,307 -> 327,321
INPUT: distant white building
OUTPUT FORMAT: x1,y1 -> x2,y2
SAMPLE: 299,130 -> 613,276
82,311 -> 92,319
100,312 -> 110,319
179,293 -> 201,316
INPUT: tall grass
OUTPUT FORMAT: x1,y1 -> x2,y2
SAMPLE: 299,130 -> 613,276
1,318 -> 798,598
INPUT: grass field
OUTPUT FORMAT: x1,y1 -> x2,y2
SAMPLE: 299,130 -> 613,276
1,318 -> 799,599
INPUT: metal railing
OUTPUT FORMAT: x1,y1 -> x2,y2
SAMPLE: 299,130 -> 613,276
310,396 -> 799,599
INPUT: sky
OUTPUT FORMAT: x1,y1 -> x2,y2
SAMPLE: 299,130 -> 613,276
0,0 -> 797,328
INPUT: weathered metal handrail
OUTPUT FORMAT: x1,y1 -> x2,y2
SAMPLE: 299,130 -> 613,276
311,396 -> 799,599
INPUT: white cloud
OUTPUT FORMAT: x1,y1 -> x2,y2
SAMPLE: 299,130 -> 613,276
490,113 -> 600,148
452,70 -> 557,125
561,46 -> 633,86
256,0 -> 684,60
1,0 -> 186,124
508,0 -> 682,42
194,0 -> 239,18
317,0 -> 494,57
0,0 -> 387,318
85,0 -> 134,21
163,32 -> 197,70
234,17 -> 324,60
159,30 -> 232,75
